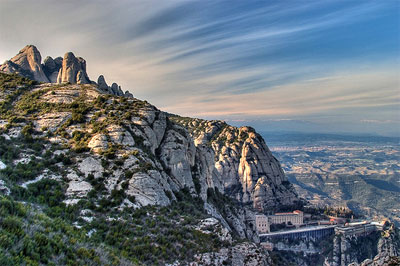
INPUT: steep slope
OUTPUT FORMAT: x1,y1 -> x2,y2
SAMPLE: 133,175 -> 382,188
0,71 -> 298,212
329,224 -> 400,266
0,72 -> 299,255
170,117 -> 299,212
0,72 -> 285,264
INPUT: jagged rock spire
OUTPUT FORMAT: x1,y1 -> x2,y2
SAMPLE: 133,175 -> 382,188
0,45 -> 133,97
0,45 -> 49,82
57,52 -> 90,84
97,75 -> 133,98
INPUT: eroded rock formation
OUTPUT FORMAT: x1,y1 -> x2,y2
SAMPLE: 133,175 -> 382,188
171,118 -> 299,211
0,45 -> 133,97
0,45 -> 49,82
57,52 -> 90,84
43,56 -> 63,83
97,75 -> 132,97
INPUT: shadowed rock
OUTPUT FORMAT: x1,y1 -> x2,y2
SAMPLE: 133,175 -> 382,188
43,56 -> 63,83
97,75 -> 109,91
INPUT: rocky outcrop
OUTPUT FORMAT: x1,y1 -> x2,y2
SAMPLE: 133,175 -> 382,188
171,117 -> 299,211
97,75 -> 108,91
43,56 -> 62,83
97,75 -> 133,98
347,225 -> 400,266
57,52 -> 90,84
0,45 -> 49,82
0,45 -> 134,98
159,124 -> 196,190
328,224 -> 400,266
192,242 -> 272,266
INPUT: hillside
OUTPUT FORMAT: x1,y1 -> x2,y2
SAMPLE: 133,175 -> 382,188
0,70 -> 299,264
1,45 -> 398,266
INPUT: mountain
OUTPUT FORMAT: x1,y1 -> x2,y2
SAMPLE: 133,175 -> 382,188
1,46 -> 398,266
0,45 -> 301,265
0,45 -> 299,212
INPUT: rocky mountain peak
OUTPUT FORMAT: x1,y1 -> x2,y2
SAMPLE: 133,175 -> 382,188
57,52 -> 90,84
18,45 -> 41,63
97,74 -> 108,90
0,44 -> 49,83
0,45 -> 133,98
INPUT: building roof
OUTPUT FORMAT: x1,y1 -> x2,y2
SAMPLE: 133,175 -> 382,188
274,210 -> 303,216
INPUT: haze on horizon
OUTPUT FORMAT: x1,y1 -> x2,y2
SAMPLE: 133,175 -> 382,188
0,0 -> 399,137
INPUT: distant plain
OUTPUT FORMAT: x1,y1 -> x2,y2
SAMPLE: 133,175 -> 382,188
263,132 -> 400,225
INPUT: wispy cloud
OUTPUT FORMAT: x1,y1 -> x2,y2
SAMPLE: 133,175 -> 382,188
0,0 -> 398,135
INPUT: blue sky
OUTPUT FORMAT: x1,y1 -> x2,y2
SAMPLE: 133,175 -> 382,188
0,0 -> 399,136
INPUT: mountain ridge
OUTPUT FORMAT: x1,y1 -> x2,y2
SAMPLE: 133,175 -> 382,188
0,66 -> 296,264
0,45 -> 299,213
0,45 -> 132,98
0,46 -> 399,265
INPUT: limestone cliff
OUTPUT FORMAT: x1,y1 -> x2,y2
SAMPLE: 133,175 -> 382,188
170,117 -> 299,211
327,224 -> 400,266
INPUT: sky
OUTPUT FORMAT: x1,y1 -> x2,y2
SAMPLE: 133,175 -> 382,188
0,0 -> 399,136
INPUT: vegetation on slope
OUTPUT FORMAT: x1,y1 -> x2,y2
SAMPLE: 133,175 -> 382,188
0,188 -> 229,265
0,72 -> 236,265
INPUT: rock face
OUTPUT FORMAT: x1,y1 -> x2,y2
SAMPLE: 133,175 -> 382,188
97,75 -> 108,91
0,45 -> 134,98
328,225 -> 400,266
350,226 -> 400,266
43,56 -> 63,83
0,45 -> 49,82
57,52 -> 90,84
171,118 -> 299,211
192,242 -> 272,266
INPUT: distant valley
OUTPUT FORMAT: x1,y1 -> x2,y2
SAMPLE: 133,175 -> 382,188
263,132 -> 400,225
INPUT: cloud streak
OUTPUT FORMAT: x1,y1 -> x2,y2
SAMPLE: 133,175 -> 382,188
0,0 -> 398,136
